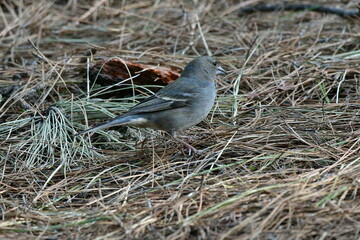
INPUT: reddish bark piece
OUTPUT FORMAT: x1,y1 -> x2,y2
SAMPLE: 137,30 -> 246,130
89,58 -> 181,87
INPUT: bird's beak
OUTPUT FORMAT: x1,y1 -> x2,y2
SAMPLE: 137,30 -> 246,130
216,65 -> 227,75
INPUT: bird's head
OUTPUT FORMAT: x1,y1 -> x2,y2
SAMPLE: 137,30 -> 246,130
181,56 -> 226,81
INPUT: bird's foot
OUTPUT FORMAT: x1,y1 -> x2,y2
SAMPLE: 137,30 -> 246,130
174,137 -> 208,155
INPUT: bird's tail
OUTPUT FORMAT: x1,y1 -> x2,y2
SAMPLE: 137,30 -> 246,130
74,115 -> 135,136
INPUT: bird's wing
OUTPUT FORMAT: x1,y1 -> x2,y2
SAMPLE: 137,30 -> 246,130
126,92 -> 191,114
126,76 -> 200,114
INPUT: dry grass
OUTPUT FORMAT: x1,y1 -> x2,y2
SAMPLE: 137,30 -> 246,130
1,0 -> 360,239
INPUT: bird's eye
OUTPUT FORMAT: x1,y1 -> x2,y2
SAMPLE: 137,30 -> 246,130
213,60 -> 218,66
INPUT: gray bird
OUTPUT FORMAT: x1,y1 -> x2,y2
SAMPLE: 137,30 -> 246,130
76,56 -> 226,152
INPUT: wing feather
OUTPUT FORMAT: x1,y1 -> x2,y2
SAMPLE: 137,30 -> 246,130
125,76 -> 198,115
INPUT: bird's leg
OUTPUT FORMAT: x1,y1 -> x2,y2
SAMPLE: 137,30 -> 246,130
170,131 -> 199,154
175,136 -> 199,153
176,134 -> 201,141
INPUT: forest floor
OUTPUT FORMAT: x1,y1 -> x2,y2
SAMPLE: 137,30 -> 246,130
0,0 -> 359,239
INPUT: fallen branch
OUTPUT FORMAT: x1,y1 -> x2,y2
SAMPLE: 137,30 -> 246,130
238,4 -> 360,18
